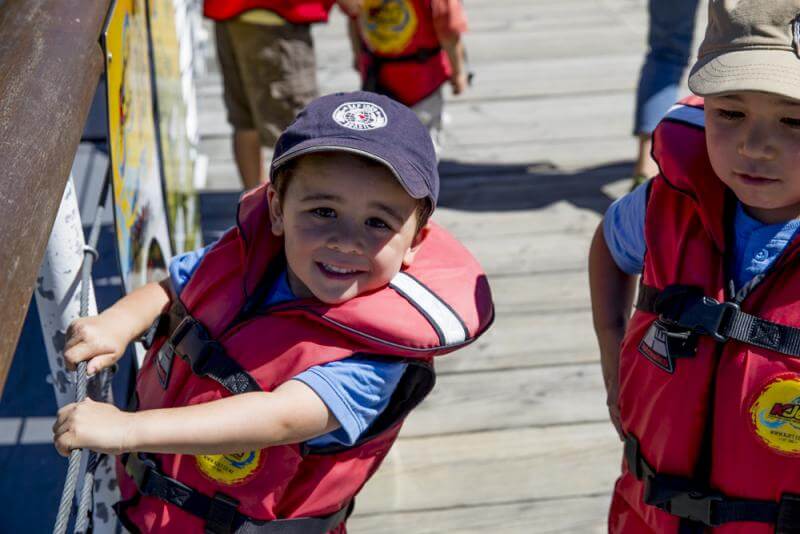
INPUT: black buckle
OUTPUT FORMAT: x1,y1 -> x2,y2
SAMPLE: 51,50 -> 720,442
660,289 -> 739,343
668,491 -> 723,527
171,318 -> 217,376
140,315 -> 163,349
155,316 -> 194,362
171,316 -> 197,346
125,453 -> 156,492
777,494 -> 800,534
205,493 -> 240,534
624,435 -> 643,480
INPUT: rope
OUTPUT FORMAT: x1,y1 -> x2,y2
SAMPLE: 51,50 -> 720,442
53,174 -> 110,534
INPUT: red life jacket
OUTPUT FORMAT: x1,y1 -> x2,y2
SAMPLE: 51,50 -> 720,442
114,184 -> 495,533
357,0 -> 452,107
203,0 -> 336,23
609,97 -> 800,533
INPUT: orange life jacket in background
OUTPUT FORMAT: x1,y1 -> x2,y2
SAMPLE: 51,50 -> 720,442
357,0 -> 451,107
609,97 -> 800,533
204,0 -> 336,23
114,184 -> 495,533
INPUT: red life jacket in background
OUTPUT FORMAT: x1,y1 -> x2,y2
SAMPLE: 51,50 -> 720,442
609,97 -> 800,533
114,184 -> 495,533
357,0 -> 451,107
204,0 -> 336,23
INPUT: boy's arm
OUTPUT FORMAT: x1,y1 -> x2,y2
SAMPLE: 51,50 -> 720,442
64,280 -> 172,374
54,380 -> 340,456
335,0 -> 362,17
347,16 -> 362,71
588,223 -> 637,439
440,35 -> 467,95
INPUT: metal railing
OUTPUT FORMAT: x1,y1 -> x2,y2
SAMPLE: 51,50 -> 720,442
0,0 -> 112,396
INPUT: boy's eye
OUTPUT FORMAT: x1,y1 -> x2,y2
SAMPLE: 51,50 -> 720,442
311,207 -> 336,218
366,217 -> 390,230
781,117 -> 800,129
716,108 -> 745,121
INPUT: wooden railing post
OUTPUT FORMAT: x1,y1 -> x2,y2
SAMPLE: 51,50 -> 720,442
0,0 -> 112,396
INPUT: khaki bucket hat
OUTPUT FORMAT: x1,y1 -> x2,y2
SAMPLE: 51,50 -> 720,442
688,0 -> 800,100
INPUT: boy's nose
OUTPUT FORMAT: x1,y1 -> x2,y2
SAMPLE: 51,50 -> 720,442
738,124 -> 777,161
327,223 -> 365,255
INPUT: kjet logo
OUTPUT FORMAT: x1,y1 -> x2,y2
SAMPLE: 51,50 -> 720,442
196,450 -> 263,485
750,375 -> 800,456
332,101 -> 388,131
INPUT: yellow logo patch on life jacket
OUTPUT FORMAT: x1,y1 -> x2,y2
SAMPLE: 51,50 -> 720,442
360,0 -> 418,54
196,450 -> 262,485
750,375 -> 800,456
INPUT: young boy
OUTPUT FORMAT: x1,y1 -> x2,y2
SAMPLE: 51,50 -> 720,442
347,0 -> 468,152
55,91 -> 494,532
590,1 -> 800,532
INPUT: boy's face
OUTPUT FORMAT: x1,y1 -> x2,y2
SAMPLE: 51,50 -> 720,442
705,91 -> 800,223
268,152 -> 425,304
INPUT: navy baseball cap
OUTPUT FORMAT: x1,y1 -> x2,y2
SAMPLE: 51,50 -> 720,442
270,91 -> 439,208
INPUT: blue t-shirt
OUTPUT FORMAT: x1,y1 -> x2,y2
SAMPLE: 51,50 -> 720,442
168,247 -> 408,449
603,182 -> 800,290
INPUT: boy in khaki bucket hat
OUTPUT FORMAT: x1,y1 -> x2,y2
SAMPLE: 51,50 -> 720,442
590,0 -> 800,532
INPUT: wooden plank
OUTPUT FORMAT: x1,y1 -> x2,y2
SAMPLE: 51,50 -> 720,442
199,92 -> 639,153
458,231 -> 591,276
200,54 -> 642,104
435,204 -> 601,241
403,363 -> 607,437
440,135 -> 637,168
354,422 -> 622,514
349,494 -> 610,534
474,269 -> 590,314
438,307 -> 598,373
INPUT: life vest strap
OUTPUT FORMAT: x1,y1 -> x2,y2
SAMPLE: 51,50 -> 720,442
624,435 -> 800,531
361,45 -> 442,65
154,314 -> 263,395
122,453 -> 353,534
362,45 -> 442,99
636,283 -> 800,357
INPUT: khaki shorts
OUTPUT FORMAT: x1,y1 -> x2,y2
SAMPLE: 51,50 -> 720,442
215,19 -> 318,147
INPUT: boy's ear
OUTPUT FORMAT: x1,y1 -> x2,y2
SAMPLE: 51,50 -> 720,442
402,224 -> 430,267
267,184 -> 284,236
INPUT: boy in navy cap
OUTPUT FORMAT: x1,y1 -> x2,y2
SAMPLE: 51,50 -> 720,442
55,91 -> 494,532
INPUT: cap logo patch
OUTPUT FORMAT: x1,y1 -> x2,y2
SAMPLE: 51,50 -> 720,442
332,101 -> 388,131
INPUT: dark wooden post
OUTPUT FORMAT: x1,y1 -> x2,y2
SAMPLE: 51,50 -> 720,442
0,0 -> 112,396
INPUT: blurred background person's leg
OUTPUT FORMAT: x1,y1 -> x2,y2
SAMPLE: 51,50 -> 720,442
215,16 -> 317,190
632,0 -> 700,188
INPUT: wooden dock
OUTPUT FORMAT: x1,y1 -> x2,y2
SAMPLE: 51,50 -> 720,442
196,1 -> 706,531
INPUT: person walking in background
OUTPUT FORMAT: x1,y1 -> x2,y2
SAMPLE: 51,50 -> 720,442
204,0 -> 362,189
591,0 -> 800,531
348,0 -> 468,154
630,0 -> 700,189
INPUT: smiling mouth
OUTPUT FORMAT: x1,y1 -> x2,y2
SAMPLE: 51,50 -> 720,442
317,262 -> 364,278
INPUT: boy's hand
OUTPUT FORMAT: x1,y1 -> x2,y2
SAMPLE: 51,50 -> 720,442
606,383 -> 623,440
450,71 -> 468,95
336,0 -> 362,16
53,398 -> 135,456
64,314 -> 130,374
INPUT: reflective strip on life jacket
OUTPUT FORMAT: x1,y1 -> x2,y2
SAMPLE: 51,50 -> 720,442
664,103 -> 705,129
389,271 -> 468,346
